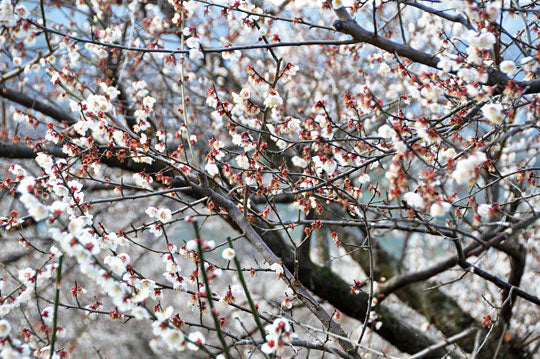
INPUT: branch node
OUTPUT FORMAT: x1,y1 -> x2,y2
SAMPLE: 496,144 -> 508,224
333,20 -> 345,31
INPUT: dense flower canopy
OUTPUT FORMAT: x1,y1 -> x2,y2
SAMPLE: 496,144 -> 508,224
0,0 -> 539,358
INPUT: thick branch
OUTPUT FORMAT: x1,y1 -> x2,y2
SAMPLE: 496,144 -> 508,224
341,230 -> 531,359
0,86 -> 76,125
402,1 -> 474,30
410,328 -> 478,359
0,142 -> 66,159
456,259 -> 538,306
189,181 -> 355,354
381,214 -> 540,298
500,243 -> 526,323
332,7 -> 540,94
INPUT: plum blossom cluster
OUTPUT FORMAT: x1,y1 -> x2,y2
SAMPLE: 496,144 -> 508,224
452,152 -> 487,185
185,32 -> 203,60
161,250 -> 187,291
481,103 -> 505,124
2,153 -> 207,355
0,260 -> 60,357
261,318 -> 294,355
145,206 -> 173,237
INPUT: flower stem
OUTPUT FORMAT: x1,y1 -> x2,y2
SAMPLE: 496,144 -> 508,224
226,237 -> 266,341
49,254 -> 64,359
193,221 -> 230,358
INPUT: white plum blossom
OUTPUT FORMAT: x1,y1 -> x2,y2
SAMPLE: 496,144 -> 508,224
468,30 -> 496,50
101,232 -> 128,251
49,201 -> 68,216
182,27 -> 192,36
189,48 -> 203,60
0,304 -> 11,317
131,306 -> 151,320
393,139 -> 408,154
19,193 -> 49,221
235,154 -> 250,169
35,153 -> 54,173
323,158 -> 337,175
17,176 -> 35,193
358,173 -> 370,184
99,82 -> 121,99
261,318 -> 293,355
163,329 -> 186,351
437,56 -> 459,73
205,162 -> 219,177
378,124 -> 395,138
270,262 -> 284,276
420,86 -> 440,101
481,103 -> 504,124
430,201 -> 451,217
133,173 -> 153,189
221,248 -> 236,260
18,268 -> 36,284
143,96 -> 156,109
68,216 -> 86,236
113,130 -> 128,146
41,307 -> 54,324
385,162 -> 401,182
292,156 -> 307,168
187,331 -> 205,351
261,341 -> 276,355
186,37 -> 200,49
281,296 -> 293,310
287,117 -> 301,133
13,111 -> 30,124
0,0 -> 15,27
264,91 -> 283,108
312,156 -> 336,176
478,204 -> 492,220
154,306 -> 173,323
157,208 -> 172,222
239,88 -> 250,99
9,164 -> 27,177
403,192 -> 425,210
222,50 -> 241,61
2,2 -> 540,357
0,319 -> 11,338
155,142 -> 166,153
86,94 -> 112,113
452,152 -> 487,185
149,224 -> 163,238
439,147 -> 456,162
134,109 -> 149,122
500,60 -> 517,76
485,1 -> 501,19
378,62 -> 391,76
206,96 -> 218,108
104,253 -> 130,275
275,139 -> 287,150
415,121 -> 439,144
185,240 -> 198,252
457,67 -> 486,82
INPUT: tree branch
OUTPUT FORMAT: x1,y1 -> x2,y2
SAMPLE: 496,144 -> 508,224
0,86 -> 76,125
332,6 -> 540,94
381,214 -> 540,298
339,226 -> 531,359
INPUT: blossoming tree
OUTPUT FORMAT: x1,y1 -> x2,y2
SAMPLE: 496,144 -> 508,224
0,0 -> 539,358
